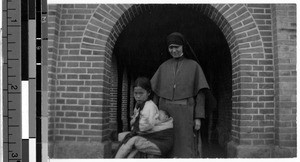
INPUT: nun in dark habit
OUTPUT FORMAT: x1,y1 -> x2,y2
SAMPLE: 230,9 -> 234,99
151,32 -> 209,158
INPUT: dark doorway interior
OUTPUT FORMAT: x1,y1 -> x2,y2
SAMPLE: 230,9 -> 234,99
113,4 -> 232,158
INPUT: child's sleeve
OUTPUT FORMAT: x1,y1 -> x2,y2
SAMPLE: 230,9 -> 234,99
139,102 -> 159,132
130,107 -> 139,126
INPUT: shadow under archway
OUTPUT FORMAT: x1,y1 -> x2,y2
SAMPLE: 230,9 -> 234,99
113,4 -> 232,158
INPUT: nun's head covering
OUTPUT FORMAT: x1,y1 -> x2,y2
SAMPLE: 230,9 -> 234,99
167,32 -> 185,46
166,32 -> 200,64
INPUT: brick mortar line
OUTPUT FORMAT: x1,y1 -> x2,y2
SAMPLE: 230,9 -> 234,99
90,18 -> 112,32
95,8 -> 118,23
83,30 -> 109,43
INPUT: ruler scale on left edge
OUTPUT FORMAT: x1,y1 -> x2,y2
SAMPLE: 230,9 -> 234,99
2,0 -> 22,161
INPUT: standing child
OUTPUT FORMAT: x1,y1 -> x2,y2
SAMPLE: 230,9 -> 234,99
114,77 -> 174,158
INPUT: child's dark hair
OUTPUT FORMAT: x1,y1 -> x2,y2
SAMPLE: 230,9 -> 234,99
160,109 -> 171,118
133,77 -> 152,94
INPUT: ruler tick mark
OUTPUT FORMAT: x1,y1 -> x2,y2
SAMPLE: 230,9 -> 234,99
3,142 -> 13,144
8,92 -> 21,94
8,25 -> 21,27
9,125 -> 19,127
8,159 -> 22,161
8,160 -> 22,161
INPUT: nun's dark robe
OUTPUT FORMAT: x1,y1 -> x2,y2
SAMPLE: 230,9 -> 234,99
151,57 -> 209,158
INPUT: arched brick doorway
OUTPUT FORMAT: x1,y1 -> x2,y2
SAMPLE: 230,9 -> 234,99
87,4 -> 270,157
112,5 -> 232,157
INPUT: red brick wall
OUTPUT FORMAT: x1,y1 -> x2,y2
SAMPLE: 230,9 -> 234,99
109,53 -> 118,131
272,4 -> 296,156
242,4 -> 275,146
121,71 -> 129,131
47,4 -> 133,145
48,4 -> 61,144
50,4 -> 109,142
109,55 -> 132,133
210,4 -> 274,146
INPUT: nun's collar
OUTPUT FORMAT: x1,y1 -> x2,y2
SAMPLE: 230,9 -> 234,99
173,55 -> 185,61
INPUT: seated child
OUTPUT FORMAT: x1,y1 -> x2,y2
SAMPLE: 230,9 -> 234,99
115,109 -> 174,158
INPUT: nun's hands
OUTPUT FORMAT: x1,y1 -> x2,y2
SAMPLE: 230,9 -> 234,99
194,119 -> 201,131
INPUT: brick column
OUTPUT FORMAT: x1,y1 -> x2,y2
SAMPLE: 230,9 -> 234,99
121,70 -> 129,131
109,53 -> 118,131
48,4 -> 113,158
272,4 -> 296,157
47,4 -> 61,157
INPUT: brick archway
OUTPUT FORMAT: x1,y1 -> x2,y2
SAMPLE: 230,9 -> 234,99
47,3 -> 283,158
81,3 -> 268,147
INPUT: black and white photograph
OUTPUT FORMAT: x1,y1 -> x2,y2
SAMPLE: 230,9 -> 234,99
0,0 -> 298,161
